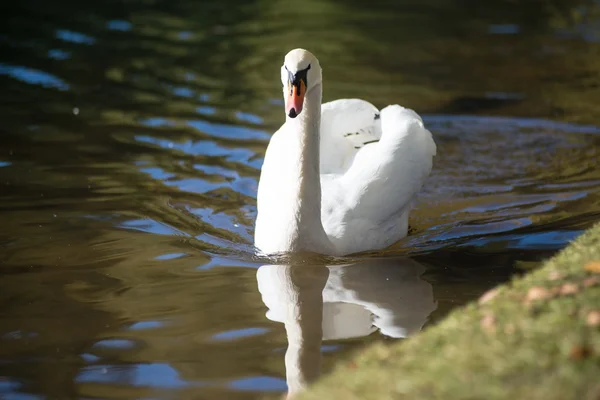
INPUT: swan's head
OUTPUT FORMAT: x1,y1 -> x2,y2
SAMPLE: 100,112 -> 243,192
281,48 -> 322,118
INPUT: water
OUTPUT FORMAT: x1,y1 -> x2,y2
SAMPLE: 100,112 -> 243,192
1,0 -> 600,398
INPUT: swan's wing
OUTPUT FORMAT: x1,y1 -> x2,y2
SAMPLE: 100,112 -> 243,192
319,99 -> 382,174
321,105 -> 436,253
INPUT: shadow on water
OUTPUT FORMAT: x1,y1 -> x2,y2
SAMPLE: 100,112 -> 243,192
1,0 -> 600,398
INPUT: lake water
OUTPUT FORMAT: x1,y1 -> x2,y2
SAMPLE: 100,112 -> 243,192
1,0 -> 600,399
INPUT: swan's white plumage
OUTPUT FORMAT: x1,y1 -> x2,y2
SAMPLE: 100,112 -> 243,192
319,99 -> 382,173
320,101 -> 436,254
255,49 -> 436,256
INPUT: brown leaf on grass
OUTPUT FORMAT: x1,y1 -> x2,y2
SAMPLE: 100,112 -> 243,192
584,261 -> 600,274
479,288 -> 499,305
559,283 -> 579,296
586,310 -> 600,327
569,345 -> 591,360
548,271 -> 565,281
525,286 -> 552,303
583,276 -> 600,287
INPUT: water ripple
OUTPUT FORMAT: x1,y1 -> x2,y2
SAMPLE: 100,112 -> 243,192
2,4 -> 600,399
0,64 -> 70,90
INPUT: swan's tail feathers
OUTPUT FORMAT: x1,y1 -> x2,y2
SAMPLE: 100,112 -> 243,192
380,105 -> 437,157
339,103 -> 436,223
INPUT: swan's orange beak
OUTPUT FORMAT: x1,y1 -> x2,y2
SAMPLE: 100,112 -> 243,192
286,80 -> 305,118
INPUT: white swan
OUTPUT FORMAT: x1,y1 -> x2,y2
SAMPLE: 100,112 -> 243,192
255,49 -> 436,256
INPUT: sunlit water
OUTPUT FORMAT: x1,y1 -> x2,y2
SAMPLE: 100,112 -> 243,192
2,0 -> 600,399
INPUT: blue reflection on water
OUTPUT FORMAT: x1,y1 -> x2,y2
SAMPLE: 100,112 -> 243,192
194,164 -> 238,179
77,363 -> 203,389
424,115 -> 600,134
119,219 -> 191,236
235,111 -> 263,125
140,167 -> 176,180
165,178 -> 225,194
139,117 -> 175,128
0,64 -> 69,90
211,327 -> 269,341
458,192 -> 587,214
154,252 -> 188,260
0,161 -> 12,167
106,20 -> 133,31
55,29 -> 96,45
229,376 -> 287,392
196,106 -> 217,115
135,136 -> 261,168
321,344 -> 341,352
47,49 -> 71,60
126,321 -> 164,331
187,120 -> 270,140
196,256 -> 260,271
80,353 -> 101,363
172,87 -> 194,98
190,207 -> 253,241
179,31 -> 193,40
0,392 -> 43,400
430,218 -> 533,243
0,378 -> 21,392
92,339 -> 137,350
231,176 -> 257,197
462,230 -> 583,250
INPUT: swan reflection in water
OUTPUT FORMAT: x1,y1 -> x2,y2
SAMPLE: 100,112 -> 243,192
256,257 -> 437,397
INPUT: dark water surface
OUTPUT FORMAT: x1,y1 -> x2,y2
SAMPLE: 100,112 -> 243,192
2,0 -> 600,398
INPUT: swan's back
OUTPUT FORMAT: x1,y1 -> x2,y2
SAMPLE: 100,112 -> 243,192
319,99 -> 382,174
320,102 -> 436,254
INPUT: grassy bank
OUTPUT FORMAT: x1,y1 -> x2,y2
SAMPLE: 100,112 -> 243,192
299,224 -> 600,400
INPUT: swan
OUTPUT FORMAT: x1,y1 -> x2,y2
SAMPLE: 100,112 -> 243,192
255,48 -> 436,256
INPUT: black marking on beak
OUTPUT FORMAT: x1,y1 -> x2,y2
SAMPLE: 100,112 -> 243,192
288,108 -> 298,118
285,64 -> 311,92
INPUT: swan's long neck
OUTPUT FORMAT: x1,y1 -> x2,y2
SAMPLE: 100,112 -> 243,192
289,85 -> 322,224
255,81 -> 335,255
283,83 -> 331,252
